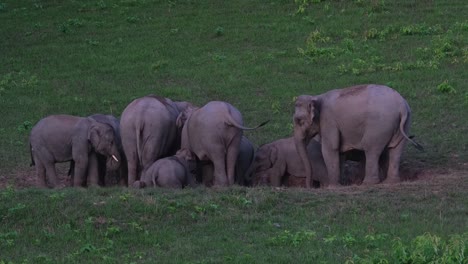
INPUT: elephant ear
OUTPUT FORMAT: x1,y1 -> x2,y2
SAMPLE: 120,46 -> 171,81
268,145 -> 278,166
309,99 -> 321,124
176,112 -> 185,128
88,124 -> 101,149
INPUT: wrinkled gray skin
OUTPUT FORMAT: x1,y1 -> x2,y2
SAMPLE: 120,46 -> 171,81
293,84 -> 423,188
133,149 -> 196,189
198,136 -> 255,186
180,101 -> 267,187
250,137 -> 327,187
30,115 -> 120,188
69,114 -> 127,186
120,95 -> 193,186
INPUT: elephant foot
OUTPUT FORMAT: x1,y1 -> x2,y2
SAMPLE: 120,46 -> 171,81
382,177 -> 400,185
361,177 -> 380,186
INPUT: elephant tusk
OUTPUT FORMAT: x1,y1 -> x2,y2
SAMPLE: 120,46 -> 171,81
112,155 -> 119,162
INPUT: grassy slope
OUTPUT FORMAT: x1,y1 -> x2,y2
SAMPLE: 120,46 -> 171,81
0,0 -> 467,262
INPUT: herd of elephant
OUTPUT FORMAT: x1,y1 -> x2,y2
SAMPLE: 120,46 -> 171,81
29,84 -> 423,189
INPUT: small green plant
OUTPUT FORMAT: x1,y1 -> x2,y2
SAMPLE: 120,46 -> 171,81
85,39 -> 99,46
269,230 -> 317,247
17,121 -> 32,133
215,26 -> 224,37
437,80 -> 456,94
126,16 -> 139,23
151,60 -> 169,72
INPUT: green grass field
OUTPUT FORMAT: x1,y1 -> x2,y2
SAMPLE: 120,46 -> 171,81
0,0 -> 467,262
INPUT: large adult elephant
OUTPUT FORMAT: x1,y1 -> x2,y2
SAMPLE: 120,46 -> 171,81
68,114 -> 127,186
293,84 -> 423,188
120,95 -> 193,186
180,101 -> 267,187
29,115 -> 120,188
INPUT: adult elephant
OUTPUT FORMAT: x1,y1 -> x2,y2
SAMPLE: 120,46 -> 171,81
120,95 -> 193,186
29,115 -> 120,188
180,101 -> 267,187
68,114 -> 127,186
293,84 -> 423,188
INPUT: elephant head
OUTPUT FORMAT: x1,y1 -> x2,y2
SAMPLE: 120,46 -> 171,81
88,120 -> 120,170
176,106 -> 198,129
293,95 -> 321,188
251,145 -> 277,185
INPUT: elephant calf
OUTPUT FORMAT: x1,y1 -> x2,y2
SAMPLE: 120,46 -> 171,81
133,149 -> 196,189
30,115 -> 121,188
250,137 -> 327,187
251,137 -> 365,187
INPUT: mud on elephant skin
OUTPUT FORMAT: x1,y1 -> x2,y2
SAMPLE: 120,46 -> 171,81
180,101 -> 268,187
293,84 -> 423,188
29,115 -> 121,188
120,95 -> 194,186
133,148 -> 196,189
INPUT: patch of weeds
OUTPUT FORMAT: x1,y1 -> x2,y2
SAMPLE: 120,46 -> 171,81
436,80 -> 456,94
97,0 -> 107,10
85,39 -> 99,46
151,60 -> 169,72
119,192 -> 132,202
268,230 -> 317,247
49,192 -> 65,201
0,231 -> 17,247
401,24 -> 443,36
126,16 -> 139,23
59,19 -> 85,34
16,120 -> 32,133
0,2 -> 6,12
120,0 -> 140,7
215,26 -> 224,37
0,71 -> 39,95
211,53 -> 227,62
190,203 -> 220,219
298,30 -> 339,61
8,203 -> 26,214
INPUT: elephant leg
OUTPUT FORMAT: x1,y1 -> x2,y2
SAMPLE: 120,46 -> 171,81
270,170 -> 282,187
321,146 -> 340,187
87,152 -> 100,187
362,150 -> 381,185
44,162 -> 58,188
226,136 -> 241,186
379,149 -> 389,182
202,162 -> 214,187
35,161 -> 47,188
73,158 -> 88,187
383,142 -> 406,184
212,156 -> 228,187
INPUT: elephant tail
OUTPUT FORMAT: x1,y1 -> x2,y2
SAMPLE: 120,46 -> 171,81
399,107 -> 424,152
225,115 -> 269,131
29,143 -> 35,167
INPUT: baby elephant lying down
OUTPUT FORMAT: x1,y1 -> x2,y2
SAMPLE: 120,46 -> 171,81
133,149 -> 196,189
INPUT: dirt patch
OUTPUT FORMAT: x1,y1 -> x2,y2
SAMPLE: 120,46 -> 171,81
0,164 -> 464,191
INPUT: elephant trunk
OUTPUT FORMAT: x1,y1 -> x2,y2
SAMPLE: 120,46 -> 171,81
294,131 -> 312,188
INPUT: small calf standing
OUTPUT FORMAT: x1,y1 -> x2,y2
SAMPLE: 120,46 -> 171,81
133,149 -> 196,189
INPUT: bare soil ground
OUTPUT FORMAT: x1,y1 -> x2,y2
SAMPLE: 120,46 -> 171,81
1,163 -> 466,191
